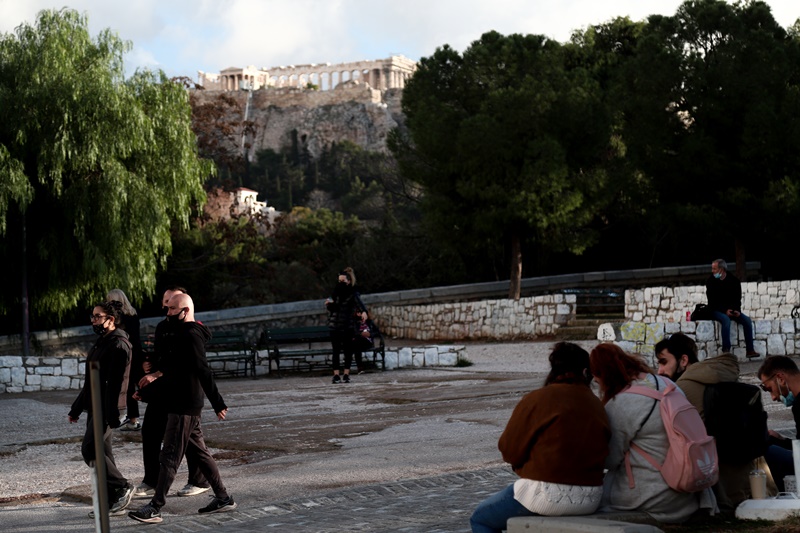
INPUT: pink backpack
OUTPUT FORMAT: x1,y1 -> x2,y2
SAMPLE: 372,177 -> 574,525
624,379 -> 719,493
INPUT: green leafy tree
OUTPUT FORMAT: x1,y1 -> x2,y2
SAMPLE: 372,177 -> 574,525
0,9 -> 212,343
619,0 -> 800,278
391,31 -> 620,298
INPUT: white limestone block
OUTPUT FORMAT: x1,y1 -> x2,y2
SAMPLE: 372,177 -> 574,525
438,350 -> 458,366
11,367 -> 26,386
61,358 -> 79,376
0,356 -> 23,368
768,334 -> 786,356
695,321 -> 716,342
26,374 -> 42,386
597,323 -> 616,342
41,375 -> 71,390
755,321 -> 772,335
780,320 -> 796,334
424,347 -> 439,366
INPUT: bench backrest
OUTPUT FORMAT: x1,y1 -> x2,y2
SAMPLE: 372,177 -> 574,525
264,326 -> 331,345
207,330 -> 249,349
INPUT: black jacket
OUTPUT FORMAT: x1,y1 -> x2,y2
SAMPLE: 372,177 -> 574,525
326,282 -> 367,333
69,329 -> 132,427
706,273 -> 743,313
157,321 -> 227,417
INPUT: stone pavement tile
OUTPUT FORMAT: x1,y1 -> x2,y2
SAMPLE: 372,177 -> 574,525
148,467 -> 516,533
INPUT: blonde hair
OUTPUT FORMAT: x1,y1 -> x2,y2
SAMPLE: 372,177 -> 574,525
343,266 -> 356,286
106,289 -> 137,316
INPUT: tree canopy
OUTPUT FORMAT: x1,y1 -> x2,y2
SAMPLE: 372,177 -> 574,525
391,31 -> 621,297
0,9 -> 212,330
611,0 -> 800,275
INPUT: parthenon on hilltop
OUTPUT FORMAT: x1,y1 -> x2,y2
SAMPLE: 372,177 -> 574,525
197,55 -> 417,92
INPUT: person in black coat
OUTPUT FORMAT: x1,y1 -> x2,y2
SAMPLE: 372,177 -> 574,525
68,300 -> 134,515
129,292 -> 235,524
107,289 -> 143,430
325,267 -> 367,384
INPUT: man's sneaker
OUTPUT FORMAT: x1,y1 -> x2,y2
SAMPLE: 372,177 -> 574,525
177,484 -> 211,497
342,374 -> 350,383
128,503 -> 163,523
332,374 -> 341,384
134,483 -> 155,497
198,496 -> 237,514
746,350 -> 761,359
109,484 -> 134,513
88,508 -> 128,518
119,421 -> 142,431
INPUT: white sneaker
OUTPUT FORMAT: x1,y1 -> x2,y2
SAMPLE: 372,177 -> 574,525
177,484 -> 211,497
134,483 -> 155,497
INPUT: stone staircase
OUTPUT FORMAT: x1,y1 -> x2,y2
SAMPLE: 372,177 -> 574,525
555,289 -> 625,340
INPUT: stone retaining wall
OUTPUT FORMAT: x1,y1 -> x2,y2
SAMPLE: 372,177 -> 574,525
371,294 -> 576,341
625,281 -> 800,323
0,344 -> 468,394
599,319 -> 800,364
0,293 -> 571,393
252,344 -> 466,375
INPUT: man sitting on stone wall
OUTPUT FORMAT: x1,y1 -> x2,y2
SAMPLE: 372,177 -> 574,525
706,259 -> 759,358
656,333 -> 774,508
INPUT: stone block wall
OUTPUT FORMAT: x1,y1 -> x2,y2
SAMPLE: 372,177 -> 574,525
0,354 -> 83,394
371,294 -> 576,341
599,318 -> 800,364
252,345 -> 466,375
625,281 -> 800,323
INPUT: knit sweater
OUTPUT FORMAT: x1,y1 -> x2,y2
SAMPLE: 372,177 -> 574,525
498,382 -> 610,486
601,373 -> 700,523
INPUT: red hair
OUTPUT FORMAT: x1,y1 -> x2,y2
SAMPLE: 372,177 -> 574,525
590,343 -> 651,404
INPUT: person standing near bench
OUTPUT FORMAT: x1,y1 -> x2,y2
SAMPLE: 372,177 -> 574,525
325,267 -> 367,384
706,259 -> 759,358
129,292 -> 235,523
470,342 -> 610,533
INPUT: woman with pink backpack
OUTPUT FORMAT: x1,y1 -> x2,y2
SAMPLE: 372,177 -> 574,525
590,344 -> 717,523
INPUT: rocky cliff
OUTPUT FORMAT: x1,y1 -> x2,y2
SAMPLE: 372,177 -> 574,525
191,82 -> 405,160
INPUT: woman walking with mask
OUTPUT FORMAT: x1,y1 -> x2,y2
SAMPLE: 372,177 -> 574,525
68,300 -> 134,516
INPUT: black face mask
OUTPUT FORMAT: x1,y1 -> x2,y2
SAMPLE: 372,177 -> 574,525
166,310 -> 186,324
92,323 -> 107,336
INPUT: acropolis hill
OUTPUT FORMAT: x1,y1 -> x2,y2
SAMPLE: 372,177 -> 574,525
193,56 -> 416,159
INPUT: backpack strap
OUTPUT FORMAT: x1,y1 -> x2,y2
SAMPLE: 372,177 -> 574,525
622,376 -> 662,488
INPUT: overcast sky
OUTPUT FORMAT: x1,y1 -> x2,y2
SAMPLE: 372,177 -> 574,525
1,0 -> 798,81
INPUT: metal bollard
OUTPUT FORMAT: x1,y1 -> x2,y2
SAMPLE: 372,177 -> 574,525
89,361 -> 111,533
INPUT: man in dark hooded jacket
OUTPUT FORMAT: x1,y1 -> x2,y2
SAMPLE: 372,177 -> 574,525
128,293 -> 235,524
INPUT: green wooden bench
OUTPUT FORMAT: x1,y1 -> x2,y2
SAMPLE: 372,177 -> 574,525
261,324 -> 385,376
205,330 -> 256,378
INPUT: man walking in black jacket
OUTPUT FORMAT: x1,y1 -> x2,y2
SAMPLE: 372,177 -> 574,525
128,293 -> 236,524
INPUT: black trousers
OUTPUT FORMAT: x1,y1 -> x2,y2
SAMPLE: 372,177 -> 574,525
125,355 -> 145,419
151,414 -> 228,509
141,402 -> 208,488
331,330 -> 362,371
81,414 -> 128,498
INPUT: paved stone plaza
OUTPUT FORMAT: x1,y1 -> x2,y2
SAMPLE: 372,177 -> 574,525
0,341 -> 783,532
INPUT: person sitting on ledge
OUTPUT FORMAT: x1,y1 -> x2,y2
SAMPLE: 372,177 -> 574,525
706,259 -> 759,358
470,342 -> 610,533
